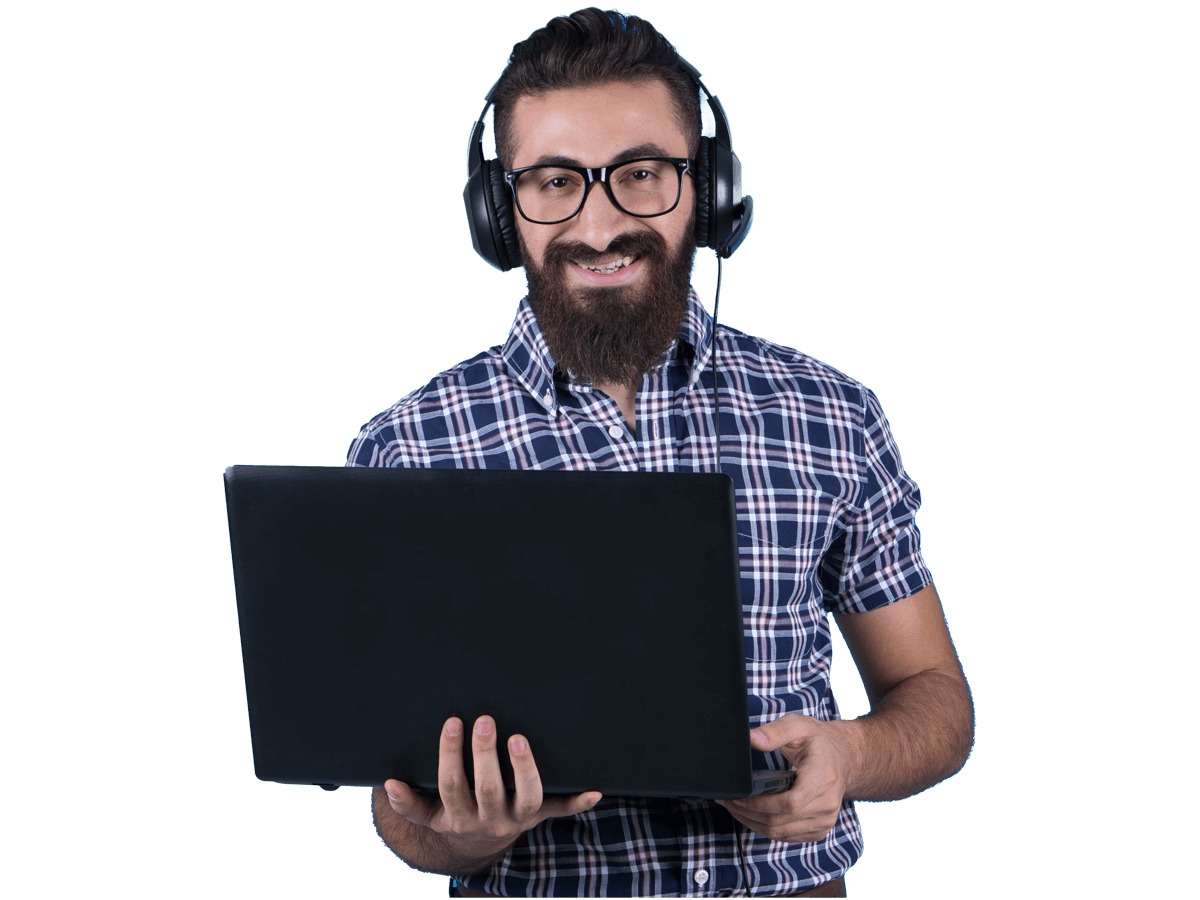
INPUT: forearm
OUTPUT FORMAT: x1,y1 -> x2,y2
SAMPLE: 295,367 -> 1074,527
833,667 -> 974,802
371,787 -> 514,878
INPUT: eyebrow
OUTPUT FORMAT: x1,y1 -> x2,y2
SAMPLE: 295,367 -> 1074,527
529,143 -> 678,168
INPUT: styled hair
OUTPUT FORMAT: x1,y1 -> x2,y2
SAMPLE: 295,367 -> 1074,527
492,8 -> 702,169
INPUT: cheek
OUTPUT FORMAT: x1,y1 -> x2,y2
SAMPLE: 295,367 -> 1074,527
673,181 -> 698,241
514,226 -> 540,270
516,221 -> 558,269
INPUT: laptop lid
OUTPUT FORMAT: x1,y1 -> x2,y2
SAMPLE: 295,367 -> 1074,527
224,464 -> 768,799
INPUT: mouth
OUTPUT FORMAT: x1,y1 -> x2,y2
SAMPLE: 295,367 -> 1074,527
570,254 -> 642,286
575,255 -> 636,275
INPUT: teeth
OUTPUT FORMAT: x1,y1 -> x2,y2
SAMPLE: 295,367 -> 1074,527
581,256 -> 633,274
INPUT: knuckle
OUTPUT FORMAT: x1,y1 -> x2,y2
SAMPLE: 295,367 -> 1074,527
484,821 -> 514,841
476,785 -> 504,807
512,799 -> 541,823
429,815 -> 456,835
513,789 -> 543,821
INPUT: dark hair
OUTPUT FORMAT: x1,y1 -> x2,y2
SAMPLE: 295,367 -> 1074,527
492,8 -> 701,169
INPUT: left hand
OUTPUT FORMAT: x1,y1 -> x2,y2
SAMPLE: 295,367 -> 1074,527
717,714 -> 856,843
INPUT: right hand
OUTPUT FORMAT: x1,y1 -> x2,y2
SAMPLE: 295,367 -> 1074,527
382,715 -> 603,859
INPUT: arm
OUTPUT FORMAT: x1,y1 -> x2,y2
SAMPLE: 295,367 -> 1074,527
832,583 -> 974,800
719,584 -> 973,841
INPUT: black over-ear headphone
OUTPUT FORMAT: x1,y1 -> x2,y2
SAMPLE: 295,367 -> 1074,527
463,56 -> 754,271
458,52 -> 748,482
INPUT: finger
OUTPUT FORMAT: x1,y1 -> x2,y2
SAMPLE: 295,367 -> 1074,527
721,803 -> 780,831
507,734 -> 544,822
381,779 -> 436,826
505,733 -> 603,823
723,793 -> 807,825
436,717 -> 473,816
750,713 -> 817,753
547,792 -> 600,820
471,715 -> 507,818
539,790 -> 604,820
721,783 -> 801,816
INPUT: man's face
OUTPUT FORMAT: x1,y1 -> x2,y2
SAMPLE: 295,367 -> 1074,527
508,79 -> 697,387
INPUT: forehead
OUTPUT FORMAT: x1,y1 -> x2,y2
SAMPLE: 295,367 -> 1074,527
508,79 -> 690,169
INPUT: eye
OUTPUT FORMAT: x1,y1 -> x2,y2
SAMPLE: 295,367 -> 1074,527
534,170 -> 583,195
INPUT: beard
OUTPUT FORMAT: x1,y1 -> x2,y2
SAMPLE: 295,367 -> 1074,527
521,218 -> 697,388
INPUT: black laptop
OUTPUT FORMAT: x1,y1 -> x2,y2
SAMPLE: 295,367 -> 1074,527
224,465 -> 794,799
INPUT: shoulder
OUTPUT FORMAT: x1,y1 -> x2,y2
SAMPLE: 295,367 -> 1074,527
715,324 -> 872,415
373,346 -> 508,423
346,346 -> 513,466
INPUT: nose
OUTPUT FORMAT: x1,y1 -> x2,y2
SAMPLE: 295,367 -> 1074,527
570,179 -> 631,251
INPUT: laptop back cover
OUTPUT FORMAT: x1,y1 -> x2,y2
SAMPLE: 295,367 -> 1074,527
224,465 -> 752,799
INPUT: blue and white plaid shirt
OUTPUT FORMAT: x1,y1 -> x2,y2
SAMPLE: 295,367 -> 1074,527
347,291 -> 932,896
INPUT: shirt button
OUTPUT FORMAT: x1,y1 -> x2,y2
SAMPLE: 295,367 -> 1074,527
694,868 -> 709,885
607,424 -> 623,439
543,391 -> 554,407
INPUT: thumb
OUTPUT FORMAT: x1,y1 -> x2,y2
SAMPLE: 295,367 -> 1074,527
383,779 -> 437,826
538,791 -> 604,823
750,713 -> 819,753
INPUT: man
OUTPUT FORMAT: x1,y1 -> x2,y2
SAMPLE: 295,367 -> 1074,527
348,8 -> 973,897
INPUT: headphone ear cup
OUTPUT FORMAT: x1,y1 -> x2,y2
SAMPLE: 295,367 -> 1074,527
693,135 -> 748,257
464,158 -> 523,271
692,137 -> 714,250
486,161 -> 523,270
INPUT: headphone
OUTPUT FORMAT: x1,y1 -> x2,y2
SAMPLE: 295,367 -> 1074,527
458,52 -> 748,482
463,56 -> 754,271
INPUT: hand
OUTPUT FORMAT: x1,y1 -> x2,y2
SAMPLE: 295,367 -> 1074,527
717,714 -> 856,843
381,716 -> 603,861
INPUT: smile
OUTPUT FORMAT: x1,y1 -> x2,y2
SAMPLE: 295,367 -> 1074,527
580,255 -> 638,273
568,256 -> 643,285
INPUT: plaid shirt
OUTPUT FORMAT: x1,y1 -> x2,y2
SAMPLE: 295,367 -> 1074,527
347,291 -> 932,896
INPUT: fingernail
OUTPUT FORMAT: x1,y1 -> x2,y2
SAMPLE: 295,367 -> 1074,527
446,719 -> 461,736
386,786 -> 401,801
476,717 -> 493,736
751,730 -> 766,747
511,737 -> 527,755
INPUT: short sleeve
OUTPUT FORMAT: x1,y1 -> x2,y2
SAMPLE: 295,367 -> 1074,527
820,388 -> 933,614
345,430 -> 384,467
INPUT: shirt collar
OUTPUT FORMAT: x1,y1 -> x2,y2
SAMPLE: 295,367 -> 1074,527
501,288 -> 714,416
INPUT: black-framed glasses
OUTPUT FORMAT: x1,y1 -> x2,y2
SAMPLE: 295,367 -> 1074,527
504,157 -> 694,225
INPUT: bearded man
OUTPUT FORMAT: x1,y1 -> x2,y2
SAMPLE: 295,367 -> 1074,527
347,8 -> 973,898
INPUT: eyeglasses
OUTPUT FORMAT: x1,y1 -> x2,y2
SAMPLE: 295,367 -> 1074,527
504,157 -> 694,225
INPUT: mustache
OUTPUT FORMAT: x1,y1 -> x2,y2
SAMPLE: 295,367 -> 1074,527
542,230 -> 667,267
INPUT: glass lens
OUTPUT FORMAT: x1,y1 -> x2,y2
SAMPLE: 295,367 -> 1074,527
513,160 -> 681,223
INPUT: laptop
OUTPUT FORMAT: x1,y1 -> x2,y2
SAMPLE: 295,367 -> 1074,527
224,465 -> 795,799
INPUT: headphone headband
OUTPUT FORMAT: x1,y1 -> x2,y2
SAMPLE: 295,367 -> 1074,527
466,62 -> 731,171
